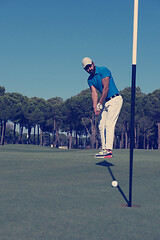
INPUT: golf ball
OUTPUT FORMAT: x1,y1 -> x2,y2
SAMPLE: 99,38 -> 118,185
112,180 -> 118,187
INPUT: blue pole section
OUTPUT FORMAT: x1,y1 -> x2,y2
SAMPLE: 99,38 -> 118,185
128,64 -> 136,207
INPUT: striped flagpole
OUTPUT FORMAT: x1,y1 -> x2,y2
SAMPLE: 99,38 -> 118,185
128,0 -> 139,207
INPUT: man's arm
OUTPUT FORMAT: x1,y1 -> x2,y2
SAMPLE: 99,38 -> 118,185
98,77 -> 110,104
90,85 -> 101,115
90,76 -> 110,115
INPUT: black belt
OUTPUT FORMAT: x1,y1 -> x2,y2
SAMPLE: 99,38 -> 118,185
106,93 -> 120,102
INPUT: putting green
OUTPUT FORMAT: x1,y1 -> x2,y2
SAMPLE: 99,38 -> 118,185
0,145 -> 160,240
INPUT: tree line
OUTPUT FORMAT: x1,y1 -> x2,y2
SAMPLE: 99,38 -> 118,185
0,86 -> 160,149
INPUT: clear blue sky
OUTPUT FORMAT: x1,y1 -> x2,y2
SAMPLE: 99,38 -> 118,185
0,0 -> 159,100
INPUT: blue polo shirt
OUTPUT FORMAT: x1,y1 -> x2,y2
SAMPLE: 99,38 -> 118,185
87,66 -> 119,99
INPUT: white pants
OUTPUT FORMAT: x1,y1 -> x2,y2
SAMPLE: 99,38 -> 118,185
99,95 -> 123,150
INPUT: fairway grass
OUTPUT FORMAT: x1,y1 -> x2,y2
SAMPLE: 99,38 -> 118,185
0,145 -> 160,240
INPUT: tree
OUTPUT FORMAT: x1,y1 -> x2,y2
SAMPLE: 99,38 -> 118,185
7,93 -> 29,144
47,97 -> 63,147
0,94 -> 21,145
73,89 -> 97,148
117,87 -> 145,149
0,86 -> 5,96
30,97 -> 52,145
143,89 -> 160,149
60,89 -> 94,149
0,86 -> 159,150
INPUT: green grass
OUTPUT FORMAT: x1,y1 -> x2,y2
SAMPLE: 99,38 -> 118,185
0,145 -> 160,240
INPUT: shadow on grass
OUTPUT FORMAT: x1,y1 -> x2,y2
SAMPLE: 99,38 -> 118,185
96,160 -> 129,205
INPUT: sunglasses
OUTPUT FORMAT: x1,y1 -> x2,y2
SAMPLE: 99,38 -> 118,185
84,63 -> 93,71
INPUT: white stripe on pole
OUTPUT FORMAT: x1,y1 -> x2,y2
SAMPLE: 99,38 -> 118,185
132,0 -> 139,65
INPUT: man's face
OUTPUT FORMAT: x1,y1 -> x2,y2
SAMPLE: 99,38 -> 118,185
84,62 -> 95,75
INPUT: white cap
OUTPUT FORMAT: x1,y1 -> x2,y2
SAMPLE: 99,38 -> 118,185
82,57 -> 92,68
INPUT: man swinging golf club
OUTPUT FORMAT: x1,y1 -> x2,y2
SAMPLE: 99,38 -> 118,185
82,57 -> 123,158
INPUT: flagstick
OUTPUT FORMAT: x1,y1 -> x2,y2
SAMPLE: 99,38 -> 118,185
128,0 -> 139,207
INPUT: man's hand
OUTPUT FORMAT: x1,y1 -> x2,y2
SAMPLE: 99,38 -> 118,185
94,109 -> 101,116
94,103 -> 103,115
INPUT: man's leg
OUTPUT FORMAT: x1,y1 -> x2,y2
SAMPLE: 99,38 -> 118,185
99,110 -> 107,150
95,108 -> 113,158
94,96 -> 123,158
105,95 -> 123,150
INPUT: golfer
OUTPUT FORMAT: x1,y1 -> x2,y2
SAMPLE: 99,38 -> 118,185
82,57 -> 123,158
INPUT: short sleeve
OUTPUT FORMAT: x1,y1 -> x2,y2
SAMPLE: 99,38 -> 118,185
100,67 -> 111,79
